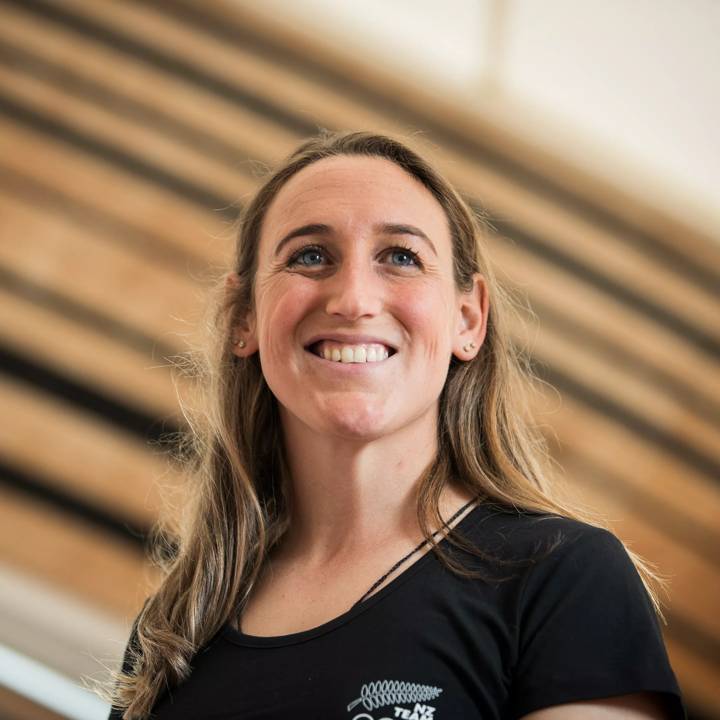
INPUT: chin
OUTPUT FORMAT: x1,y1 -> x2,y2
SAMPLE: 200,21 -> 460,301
326,422 -> 388,442
312,402 -> 392,441
298,396 -> 389,440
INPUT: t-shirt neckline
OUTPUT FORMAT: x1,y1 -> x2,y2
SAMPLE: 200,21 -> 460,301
221,499 -> 484,648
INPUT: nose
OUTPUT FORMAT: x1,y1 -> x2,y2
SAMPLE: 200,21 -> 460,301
324,255 -> 382,320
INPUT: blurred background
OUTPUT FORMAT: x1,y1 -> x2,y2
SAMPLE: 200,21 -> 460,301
0,0 -> 718,718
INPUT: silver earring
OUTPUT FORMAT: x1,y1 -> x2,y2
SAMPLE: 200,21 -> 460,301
463,341 -> 476,353
233,339 -> 246,348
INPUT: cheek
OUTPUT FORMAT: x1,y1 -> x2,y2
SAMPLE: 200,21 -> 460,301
255,277 -> 316,345
394,283 -> 454,348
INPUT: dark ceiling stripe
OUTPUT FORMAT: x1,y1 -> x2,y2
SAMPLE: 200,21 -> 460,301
150,0 -> 720,297
527,297 -> 720,428
537,362 -> 720,484
490,215 -> 720,359
0,164 -> 210,275
6,0 -> 718,299
0,457 -> 148,551
3,91 -> 717,368
0,343 -> 181,445
0,0 -> 315,136
0,37 -> 264,177
0,266 -> 178,359
0,94 -> 236,219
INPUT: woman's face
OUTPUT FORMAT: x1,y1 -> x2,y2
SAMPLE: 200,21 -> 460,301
235,155 -> 486,441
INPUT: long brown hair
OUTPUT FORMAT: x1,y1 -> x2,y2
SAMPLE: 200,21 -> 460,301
97,130 -> 663,718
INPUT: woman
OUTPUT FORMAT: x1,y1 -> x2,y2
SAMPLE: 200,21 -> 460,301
105,131 -> 684,719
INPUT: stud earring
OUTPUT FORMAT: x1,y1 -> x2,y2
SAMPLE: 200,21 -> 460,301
233,339 -> 246,348
462,341 -> 476,353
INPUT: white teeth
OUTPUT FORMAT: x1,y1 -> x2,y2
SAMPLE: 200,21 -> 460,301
312,341 -> 392,364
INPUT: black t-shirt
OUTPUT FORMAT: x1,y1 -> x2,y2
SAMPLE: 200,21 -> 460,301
110,503 -> 685,719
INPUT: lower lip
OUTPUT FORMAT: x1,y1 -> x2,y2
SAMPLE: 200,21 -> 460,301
304,349 -> 396,373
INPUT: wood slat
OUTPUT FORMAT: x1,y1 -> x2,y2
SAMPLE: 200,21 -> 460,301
518,311 -> 720,462
0,377 -> 182,523
55,0 -> 378,134
495,237 -> 720,405
0,487 -> 159,617
0,286 -> 182,420
11,0 -> 720,281
434,147 -> 720,339
0,64 -> 254,203
0,4 -> 299,166
531,389 -> 720,552
0,131 -> 230,267
0,192 -> 205,350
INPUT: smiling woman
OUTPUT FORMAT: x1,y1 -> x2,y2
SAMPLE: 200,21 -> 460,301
102,131 -> 685,720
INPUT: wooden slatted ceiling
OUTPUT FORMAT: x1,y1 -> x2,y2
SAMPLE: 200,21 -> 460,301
2,0 -> 717,366
51,0 -> 720,281
0,0 -> 718,716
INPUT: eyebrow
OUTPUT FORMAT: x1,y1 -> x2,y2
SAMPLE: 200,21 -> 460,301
274,223 -> 331,256
273,222 -> 437,256
379,223 -> 437,256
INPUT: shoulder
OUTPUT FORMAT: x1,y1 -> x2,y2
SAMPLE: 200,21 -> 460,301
459,502 -> 644,603
469,506 -> 685,718
462,501 -> 621,564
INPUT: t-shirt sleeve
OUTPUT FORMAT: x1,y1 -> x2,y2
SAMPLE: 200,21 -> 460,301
509,525 -> 686,719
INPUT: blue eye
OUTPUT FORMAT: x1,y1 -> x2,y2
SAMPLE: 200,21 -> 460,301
389,248 -> 419,266
289,246 -> 325,267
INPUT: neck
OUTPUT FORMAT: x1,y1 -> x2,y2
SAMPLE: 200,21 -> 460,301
275,407 -> 471,566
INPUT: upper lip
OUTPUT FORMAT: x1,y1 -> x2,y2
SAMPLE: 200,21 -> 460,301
304,333 -> 398,351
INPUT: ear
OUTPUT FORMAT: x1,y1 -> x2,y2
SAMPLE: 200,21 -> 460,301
452,273 -> 489,361
225,272 -> 259,358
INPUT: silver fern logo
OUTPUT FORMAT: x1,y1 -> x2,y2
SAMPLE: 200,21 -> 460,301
347,679 -> 443,719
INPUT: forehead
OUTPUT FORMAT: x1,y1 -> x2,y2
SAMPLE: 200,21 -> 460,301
260,155 -> 450,247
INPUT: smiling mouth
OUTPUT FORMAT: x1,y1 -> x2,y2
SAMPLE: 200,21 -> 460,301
305,341 -> 397,364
